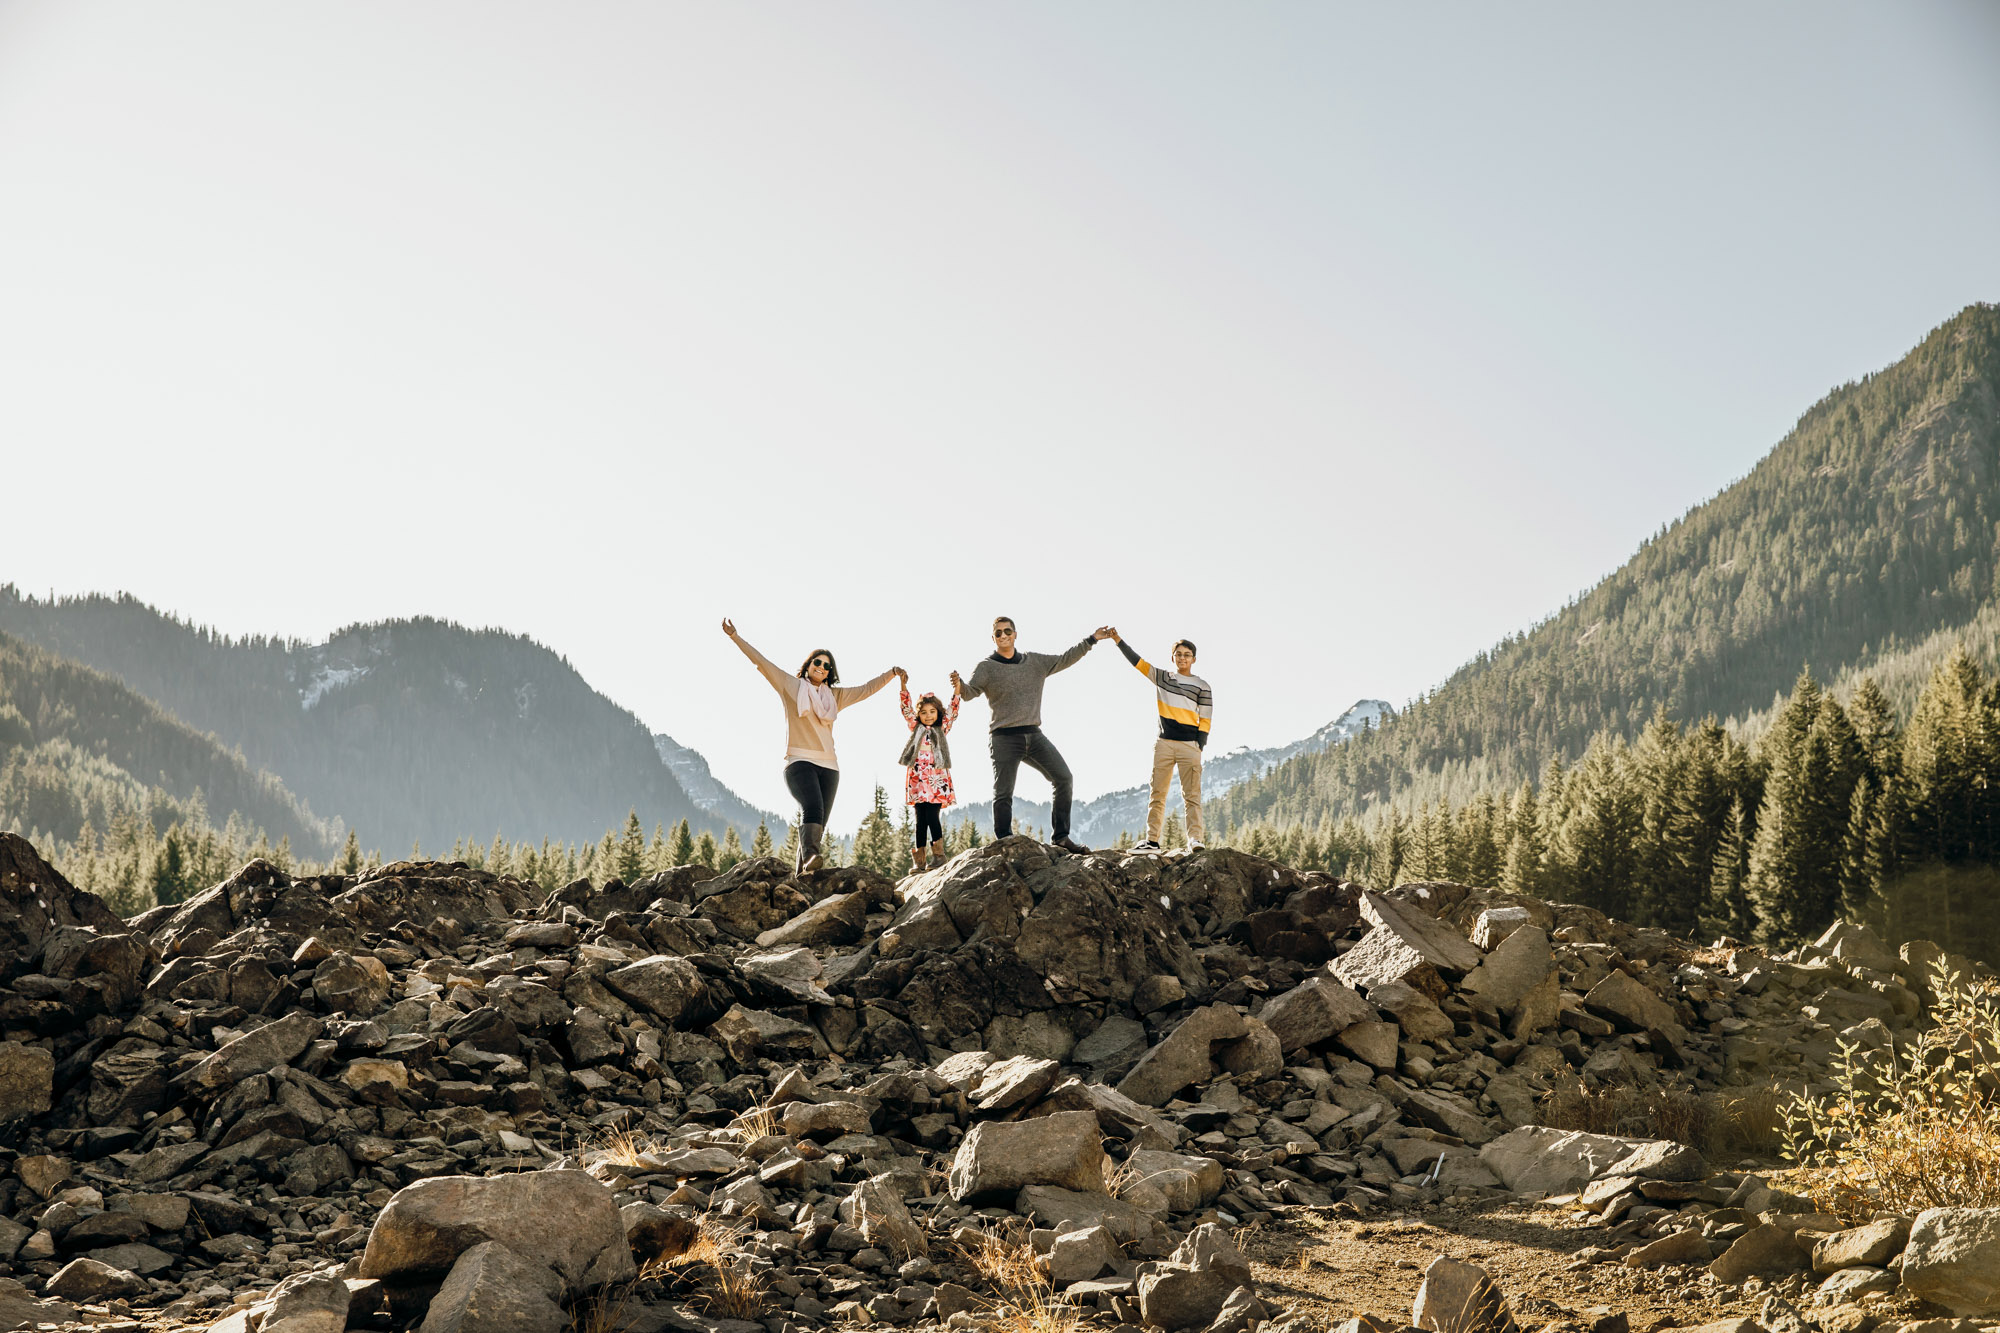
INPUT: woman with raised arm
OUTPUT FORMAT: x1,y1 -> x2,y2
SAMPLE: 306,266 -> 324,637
722,617 -> 899,874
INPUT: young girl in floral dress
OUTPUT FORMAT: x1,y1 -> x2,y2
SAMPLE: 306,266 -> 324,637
896,669 -> 960,872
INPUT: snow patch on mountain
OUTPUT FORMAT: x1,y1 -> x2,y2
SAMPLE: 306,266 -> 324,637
299,663 -> 369,711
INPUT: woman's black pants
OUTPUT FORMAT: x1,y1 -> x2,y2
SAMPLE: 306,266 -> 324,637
784,760 -> 840,826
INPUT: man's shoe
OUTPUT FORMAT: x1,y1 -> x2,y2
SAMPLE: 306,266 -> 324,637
1132,840 -> 1161,852
1052,836 -> 1091,855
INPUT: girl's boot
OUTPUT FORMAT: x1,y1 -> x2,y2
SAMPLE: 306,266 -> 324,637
798,823 -> 825,875
910,844 -> 927,873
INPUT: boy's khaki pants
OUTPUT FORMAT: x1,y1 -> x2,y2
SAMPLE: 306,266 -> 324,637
1147,738 -> 1205,844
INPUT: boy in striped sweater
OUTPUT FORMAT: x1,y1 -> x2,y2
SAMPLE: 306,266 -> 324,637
1112,632 -> 1213,851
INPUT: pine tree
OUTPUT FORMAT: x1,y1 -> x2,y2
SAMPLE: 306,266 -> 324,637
1501,781 -> 1543,897
668,818 -> 695,868
1746,672 -> 1863,944
719,826 -> 745,870
337,829 -> 363,877
853,785 -> 900,875
1701,796 -> 1758,942
150,824 -> 188,906
752,821 -> 774,859
778,822 -> 800,865
1163,810 -> 1186,849
616,810 -> 647,884
647,822 -> 669,875
693,831 -> 719,869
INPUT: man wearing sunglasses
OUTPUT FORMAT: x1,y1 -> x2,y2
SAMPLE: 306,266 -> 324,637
951,616 -> 1115,855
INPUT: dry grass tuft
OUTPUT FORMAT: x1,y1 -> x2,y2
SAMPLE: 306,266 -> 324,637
1100,1154 -> 1145,1200
1538,1080 -> 1711,1148
660,1214 -> 768,1321
725,1103 -> 781,1142
585,1125 -> 663,1170
1781,960 -> 2000,1222
952,1224 -> 1091,1333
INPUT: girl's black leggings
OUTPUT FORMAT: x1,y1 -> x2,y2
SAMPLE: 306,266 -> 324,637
914,802 -> 944,847
784,760 -> 840,826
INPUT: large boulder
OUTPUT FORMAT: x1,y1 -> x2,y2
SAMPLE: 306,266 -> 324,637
358,1170 -> 635,1290
1258,975 -> 1373,1052
1901,1207 -> 2000,1315
948,1110 -> 1107,1201
1332,890 -> 1481,996
0,833 -> 124,960
0,1041 -> 54,1124
601,955 -> 707,1025
1117,1004 -> 1248,1106
1478,1126 -> 1648,1196
178,1012 -> 324,1091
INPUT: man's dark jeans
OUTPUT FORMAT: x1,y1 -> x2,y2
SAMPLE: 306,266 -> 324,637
990,727 -> 1073,841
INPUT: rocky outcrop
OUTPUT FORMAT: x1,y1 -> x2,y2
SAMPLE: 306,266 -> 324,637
0,831 -> 1984,1331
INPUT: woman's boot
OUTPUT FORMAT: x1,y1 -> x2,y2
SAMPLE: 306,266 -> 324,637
798,823 -> 825,875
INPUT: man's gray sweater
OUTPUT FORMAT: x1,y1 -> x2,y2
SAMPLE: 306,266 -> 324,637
959,638 -> 1096,732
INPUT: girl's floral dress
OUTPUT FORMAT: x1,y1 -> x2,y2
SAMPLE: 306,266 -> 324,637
900,687 -> 959,807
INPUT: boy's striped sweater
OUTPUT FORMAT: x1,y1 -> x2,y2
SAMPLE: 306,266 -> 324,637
1117,640 -> 1213,748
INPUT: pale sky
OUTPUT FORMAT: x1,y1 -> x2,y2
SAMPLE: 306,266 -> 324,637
4,3 -> 1998,836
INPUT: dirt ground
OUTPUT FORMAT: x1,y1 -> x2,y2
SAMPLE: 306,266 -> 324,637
1237,1197 -> 1769,1332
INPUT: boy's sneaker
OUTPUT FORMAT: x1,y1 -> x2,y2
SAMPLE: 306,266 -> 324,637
1132,840 -> 1161,852
1186,840 -> 1205,851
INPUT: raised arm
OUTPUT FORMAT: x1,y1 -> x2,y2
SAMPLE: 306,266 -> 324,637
1116,635 -> 1167,684
1043,627 -> 1113,675
834,668 -> 899,710
722,619 -> 793,694
899,683 -> 917,729
944,690 -> 960,732
953,666 -> 984,701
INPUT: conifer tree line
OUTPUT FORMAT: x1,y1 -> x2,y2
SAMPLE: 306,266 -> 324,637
1208,647 -> 2000,963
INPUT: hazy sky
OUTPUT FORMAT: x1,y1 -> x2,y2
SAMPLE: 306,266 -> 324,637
4,3 -> 1999,835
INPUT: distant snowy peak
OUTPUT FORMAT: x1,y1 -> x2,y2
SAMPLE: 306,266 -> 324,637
653,734 -> 729,813
1203,698 -> 1394,789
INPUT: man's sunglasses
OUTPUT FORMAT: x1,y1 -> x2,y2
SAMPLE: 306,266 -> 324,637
994,629 -> 1016,637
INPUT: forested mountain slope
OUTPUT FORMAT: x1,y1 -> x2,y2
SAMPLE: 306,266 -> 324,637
0,594 -> 773,849
0,628 -> 331,853
1217,302 -> 2000,831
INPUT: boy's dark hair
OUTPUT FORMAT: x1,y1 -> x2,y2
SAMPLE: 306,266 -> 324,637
993,616 -> 1016,634
796,648 -> 840,685
1173,639 -> 1197,658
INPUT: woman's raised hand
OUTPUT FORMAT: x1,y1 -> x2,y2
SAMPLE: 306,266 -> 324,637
894,667 -> 909,683
721,617 -> 738,639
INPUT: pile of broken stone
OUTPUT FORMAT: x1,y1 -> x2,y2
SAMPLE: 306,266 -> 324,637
0,827 -> 1991,1333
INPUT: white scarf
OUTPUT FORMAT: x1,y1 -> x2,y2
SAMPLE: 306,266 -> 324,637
796,678 -> 837,725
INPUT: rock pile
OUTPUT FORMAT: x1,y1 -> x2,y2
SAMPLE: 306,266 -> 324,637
0,828 -> 1991,1332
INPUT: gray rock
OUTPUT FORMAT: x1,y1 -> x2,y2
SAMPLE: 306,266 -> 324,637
602,954 -> 707,1024
1203,1285 -> 1268,1333
1460,926 -> 1554,1013
1366,980 -> 1454,1043
359,1169 -> 636,1290
1332,892 -> 1481,995
1471,906 -> 1533,949
971,1055 -> 1062,1111
1116,1004 -> 1248,1106
420,1240 -> 566,1333
949,1110 -> 1107,1201
1126,1150 -> 1224,1211
1046,1225 -> 1118,1285
263,1268 -> 353,1333
1813,1217 -> 1911,1272
313,952 -> 392,1014
1902,1207 -> 2000,1316
781,1099 -> 872,1139
44,1256 -> 147,1301
621,1202 -> 698,1265
179,1012 -> 324,1090
1582,971 -> 1687,1050
1138,1267 -> 1238,1332
1708,1224 -> 1809,1283
0,1276 -> 76,1331
1622,1229 -> 1711,1268
1217,1016 -> 1283,1081
710,1005 -> 825,1063
1074,1015 -> 1149,1069
0,1041 -> 54,1123
1016,1186 -> 1172,1249
840,1174 -> 927,1261
735,947 -> 832,1004
83,1242 -> 172,1275
1400,1086 -> 1496,1144
1335,1020 -> 1400,1069
1258,975 -> 1373,1052
1815,1265 -> 1897,1304
1478,1126 -> 1647,1196
754,890 -> 867,949
1172,1224 -> 1253,1288
1601,1139 -> 1706,1182
1412,1256 -> 1518,1332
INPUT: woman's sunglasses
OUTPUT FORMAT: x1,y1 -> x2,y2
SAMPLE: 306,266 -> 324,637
810,658 -> 831,669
